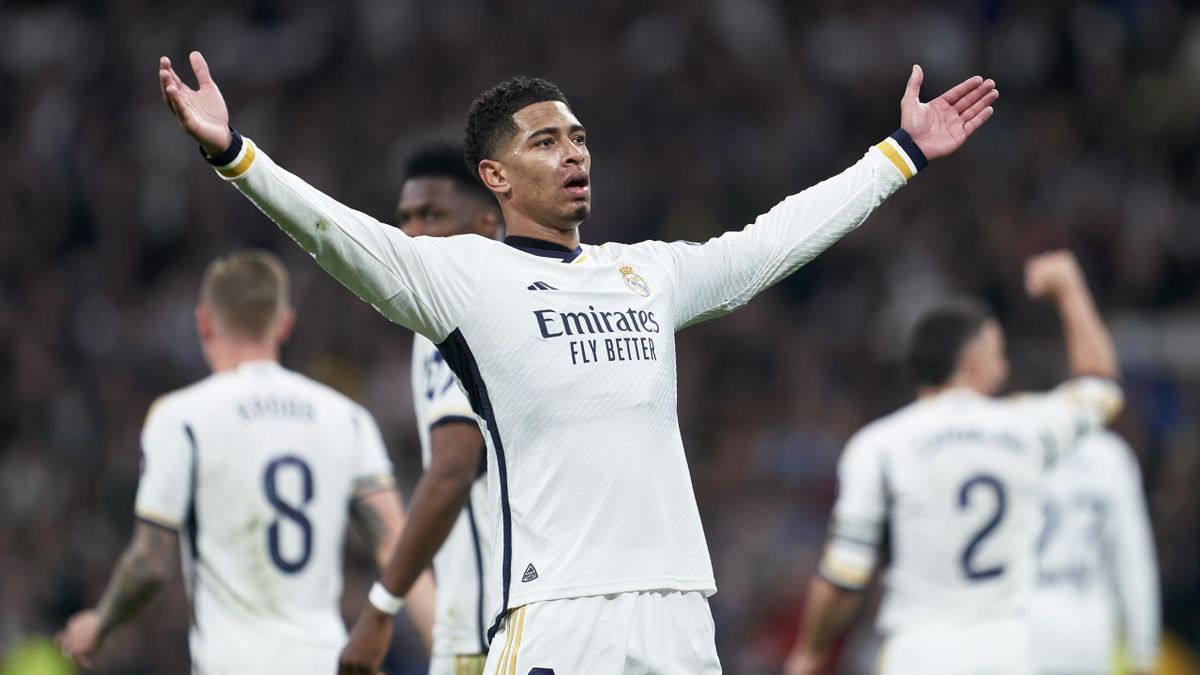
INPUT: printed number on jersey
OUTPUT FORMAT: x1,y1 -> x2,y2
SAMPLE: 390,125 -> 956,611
1036,496 -> 1105,588
425,351 -> 456,400
263,454 -> 315,573
958,474 -> 1007,581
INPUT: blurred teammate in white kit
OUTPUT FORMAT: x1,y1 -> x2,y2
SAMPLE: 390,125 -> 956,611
57,251 -> 434,674
785,250 -> 1124,675
1031,428 -> 1160,675
393,142 -> 503,675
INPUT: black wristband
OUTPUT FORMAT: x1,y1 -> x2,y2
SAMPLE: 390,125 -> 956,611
889,129 -> 928,172
200,128 -> 243,166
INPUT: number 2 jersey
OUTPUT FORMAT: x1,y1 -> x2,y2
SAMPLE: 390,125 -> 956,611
133,360 -> 395,675
412,333 -> 492,656
820,379 -> 1123,635
209,129 -> 925,637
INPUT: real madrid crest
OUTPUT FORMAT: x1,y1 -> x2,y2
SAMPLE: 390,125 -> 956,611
619,265 -> 650,297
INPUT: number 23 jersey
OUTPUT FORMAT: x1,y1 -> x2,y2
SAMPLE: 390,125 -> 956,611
820,379 -> 1122,634
133,360 -> 395,674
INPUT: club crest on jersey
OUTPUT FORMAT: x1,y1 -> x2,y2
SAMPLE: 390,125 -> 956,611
619,265 -> 650,297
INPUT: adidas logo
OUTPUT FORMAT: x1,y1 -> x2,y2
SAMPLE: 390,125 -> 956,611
526,281 -> 558,291
521,563 -> 539,582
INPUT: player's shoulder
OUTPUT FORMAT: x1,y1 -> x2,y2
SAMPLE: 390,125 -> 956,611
409,232 -> 502,266
873,397 -> 931,432
845,400 -> 922,452
421,231 -> 497,251
143,375 -> 220,428
613,238 -> 701,258
597,237 -> 699,259
1077,429 -> 1139,473
1008,377 -> 1123,408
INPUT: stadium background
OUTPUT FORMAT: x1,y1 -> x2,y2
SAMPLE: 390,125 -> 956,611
2,0 -> 1198,673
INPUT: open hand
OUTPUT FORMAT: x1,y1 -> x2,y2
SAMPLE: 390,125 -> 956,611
1025,249 -> 1085,300
158,51 -> 233,155
56,609 -> 102,669
901,65 -> 998,160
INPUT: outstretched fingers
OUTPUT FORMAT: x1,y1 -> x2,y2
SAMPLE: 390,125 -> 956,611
952,78 -> 996,114
159,63 -> 184,97
939,75 -> 985,106
960,88 -> 999,124
189,51 -> 214,86
961,105 -> 994,137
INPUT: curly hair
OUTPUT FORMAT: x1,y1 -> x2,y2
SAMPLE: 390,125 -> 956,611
404,140 -> 494,203
464,76 -> 570,182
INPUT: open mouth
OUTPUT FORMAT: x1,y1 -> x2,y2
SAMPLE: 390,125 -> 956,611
563,173 -> 590,197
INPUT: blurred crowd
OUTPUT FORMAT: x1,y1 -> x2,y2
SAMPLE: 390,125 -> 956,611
2,0 -> 1198,673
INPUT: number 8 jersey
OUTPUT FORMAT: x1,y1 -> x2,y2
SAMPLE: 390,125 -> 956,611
133,360 -> 395,675
820,377 -> 1123,634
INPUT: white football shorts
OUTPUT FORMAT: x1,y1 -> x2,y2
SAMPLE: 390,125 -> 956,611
429,653 -> 487,675
482,590 -> 720,675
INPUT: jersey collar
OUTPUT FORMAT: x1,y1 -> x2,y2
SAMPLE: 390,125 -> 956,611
503,235 -> 583,263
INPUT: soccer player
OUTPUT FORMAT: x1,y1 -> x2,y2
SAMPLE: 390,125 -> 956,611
1030,428 -> 1160,675
360,142 -> 502,675
158,50 -> 997,672
783,250 -> 1125,675
55,250 -> 435,673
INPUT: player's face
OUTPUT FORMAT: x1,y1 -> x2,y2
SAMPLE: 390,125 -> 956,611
397,178 -> 483,238
973,320 -> 1010,395
500,101 -> 590,227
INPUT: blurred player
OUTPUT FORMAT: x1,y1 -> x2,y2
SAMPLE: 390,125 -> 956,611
56,250 -> 434,673
159,50 -> 997,673
357,142 -> 502,675
1031,428 -> 1160,675
784,250 -> 1124,675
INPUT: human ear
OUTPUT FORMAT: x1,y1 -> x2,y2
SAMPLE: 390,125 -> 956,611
478,159 -> 510,197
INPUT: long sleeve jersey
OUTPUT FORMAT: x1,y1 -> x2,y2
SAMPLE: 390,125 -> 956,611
209,130 -> 921,637
135,362 -> 395,674
820,382 -> 1123,636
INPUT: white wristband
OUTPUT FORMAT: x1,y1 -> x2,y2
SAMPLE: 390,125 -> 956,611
368,581 -> 404,616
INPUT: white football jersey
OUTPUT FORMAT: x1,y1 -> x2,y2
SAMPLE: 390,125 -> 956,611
820,379 -> 1123,636
1030,430 -> 1160,674
213,131 -> 920,638
411,333 -> 492,656
134,360 -> 395,675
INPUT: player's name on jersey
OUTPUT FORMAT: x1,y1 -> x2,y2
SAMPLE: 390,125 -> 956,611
236,396 -> 316,423
919,427 -> 1024,454
533,305 -> 661,366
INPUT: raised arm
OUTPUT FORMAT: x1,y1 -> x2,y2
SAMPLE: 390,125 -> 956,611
1025,249 -> 1119,380
159,52 -> 478,341
656,67 -> 998,330
56,522 -> 180,668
